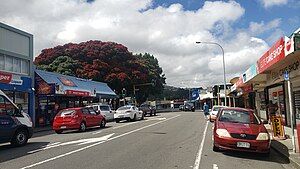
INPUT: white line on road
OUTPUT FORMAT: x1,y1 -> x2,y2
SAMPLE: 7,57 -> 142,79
21,114 -> 181,169
193,121 -> 209,169
213,164 -> 218,169
112,121 -> 138,129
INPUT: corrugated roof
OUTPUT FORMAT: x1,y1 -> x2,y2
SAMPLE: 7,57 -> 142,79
35,69 -> 116,97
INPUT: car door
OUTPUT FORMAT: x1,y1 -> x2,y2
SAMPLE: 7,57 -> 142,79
82,108 -> 93,127
0,95 -> 17,143
88,107 -> 99,126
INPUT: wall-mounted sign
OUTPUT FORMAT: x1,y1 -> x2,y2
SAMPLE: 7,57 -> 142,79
65,90 -> 90,96
59,77 -> 77,87
0,71 -> 12,84
257,37 -> 285,73
285,36 -> 295,56
242,64 -> 258,83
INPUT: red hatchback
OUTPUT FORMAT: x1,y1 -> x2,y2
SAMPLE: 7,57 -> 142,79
53,107 -> 106,134
213,107 -> 270,154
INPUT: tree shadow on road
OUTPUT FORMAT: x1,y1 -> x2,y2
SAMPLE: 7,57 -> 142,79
0,141 -> 50,163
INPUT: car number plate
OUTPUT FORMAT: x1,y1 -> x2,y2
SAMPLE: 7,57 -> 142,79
237,142 -> 250,148
60,126 -> 67,129
119,115 -> 124,118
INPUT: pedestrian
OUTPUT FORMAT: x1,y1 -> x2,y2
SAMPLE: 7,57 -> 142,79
203,102 -> 209,119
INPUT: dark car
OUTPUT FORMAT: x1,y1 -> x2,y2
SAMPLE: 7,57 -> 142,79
181,103 -> 195,112
213,107 -> 270,155
139,104 -> 156,116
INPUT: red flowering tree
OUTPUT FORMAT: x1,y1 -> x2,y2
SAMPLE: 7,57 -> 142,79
35,40 -> 165,103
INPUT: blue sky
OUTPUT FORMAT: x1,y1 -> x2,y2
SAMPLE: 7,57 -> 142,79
153,0 -> 299,45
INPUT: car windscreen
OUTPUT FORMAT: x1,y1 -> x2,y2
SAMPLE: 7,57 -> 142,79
59,110 -> 75,116
117,106 -> 131,111
219,110 -> 260,124
100,106 -> 110,111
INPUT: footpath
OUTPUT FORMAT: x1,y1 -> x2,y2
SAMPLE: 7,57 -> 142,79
265,124 -> 300,168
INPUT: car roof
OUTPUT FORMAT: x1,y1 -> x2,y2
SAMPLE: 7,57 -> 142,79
61,107 -> 83,111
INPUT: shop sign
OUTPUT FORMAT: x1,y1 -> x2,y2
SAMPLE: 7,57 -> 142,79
242,64 -> 257,83
257,37 -> 285,73
65,90 -> 90,96
58,77 -> 77,87
270,115 -> 285,139
285,36 -> 295,56
271,59 -> 300,81
0,71 -> 12,84
242,84 -> 253,93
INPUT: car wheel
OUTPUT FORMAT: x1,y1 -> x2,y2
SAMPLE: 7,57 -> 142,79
132,114 -> 137,121
116,119 -> 120,123
79,122 -> 86,132
55,130 -> 63,134
100,119 -> 106,128
213,144 -> 220,152
141,114 -> 144,120
11,129 -> 28,146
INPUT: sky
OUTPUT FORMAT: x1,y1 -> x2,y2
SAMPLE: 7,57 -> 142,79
0,0 -> 299,88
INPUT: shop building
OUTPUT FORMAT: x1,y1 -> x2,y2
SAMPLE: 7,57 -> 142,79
0,22 -> 34,120
35,69 -> 117,127
231,28 -> 300,152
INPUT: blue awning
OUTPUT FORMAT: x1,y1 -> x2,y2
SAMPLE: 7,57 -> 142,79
35,69 -> 117,98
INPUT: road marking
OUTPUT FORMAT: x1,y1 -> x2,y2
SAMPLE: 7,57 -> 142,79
112,121 -> 140,129
193,121 -> 209,169
21,114 -> 181,169
27,134 -> 114,154
213,164 -> 218,169
91,130 -> 102,135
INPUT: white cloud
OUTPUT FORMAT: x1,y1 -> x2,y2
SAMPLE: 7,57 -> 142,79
249,19 -> 281,35
259,0 -> 288,8
0,0 -> 272,87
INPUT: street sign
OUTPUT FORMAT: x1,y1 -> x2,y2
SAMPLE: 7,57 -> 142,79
284,71 -> 289,81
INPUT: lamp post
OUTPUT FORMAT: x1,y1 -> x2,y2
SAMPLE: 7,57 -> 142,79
196,41 -> 227,106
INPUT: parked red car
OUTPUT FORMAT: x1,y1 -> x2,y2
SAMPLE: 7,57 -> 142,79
213,107 -> 270,155
53,107 -> 106,134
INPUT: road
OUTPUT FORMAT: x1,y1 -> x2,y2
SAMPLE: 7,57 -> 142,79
0,111 -> 295,169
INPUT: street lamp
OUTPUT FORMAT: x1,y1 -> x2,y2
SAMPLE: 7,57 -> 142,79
196,41 -> 227,106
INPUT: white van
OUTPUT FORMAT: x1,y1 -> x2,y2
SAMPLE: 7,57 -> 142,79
0,90 -> 33,146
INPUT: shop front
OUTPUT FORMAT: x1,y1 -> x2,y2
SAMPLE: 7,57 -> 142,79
0,23 -> 35,121
35,69 -> 116,127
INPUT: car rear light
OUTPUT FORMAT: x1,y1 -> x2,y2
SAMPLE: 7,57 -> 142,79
256,133 -> 269,140
216,129 -> 231,138
126,111 -> 132,113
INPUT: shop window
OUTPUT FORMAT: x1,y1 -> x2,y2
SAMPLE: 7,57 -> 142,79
5,55 -> 13,72
13,57 -> 21,73
21,59 -> 29,75
0,95 -> 19,116
0,54 -> 4,70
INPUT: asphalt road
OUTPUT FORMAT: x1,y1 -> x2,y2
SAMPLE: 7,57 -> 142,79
0,111 -> 296,169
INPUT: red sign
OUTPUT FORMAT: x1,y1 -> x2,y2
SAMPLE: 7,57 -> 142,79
242,84 -> 253,93
257,37 -> 285,73
0,71 -> 12,84
236,76 -> 244,88
65,90 -> 90,96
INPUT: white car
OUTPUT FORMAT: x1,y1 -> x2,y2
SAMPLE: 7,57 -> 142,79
89,104 -> 115,121
114,105 -> 144,123
209,105 -> 227,122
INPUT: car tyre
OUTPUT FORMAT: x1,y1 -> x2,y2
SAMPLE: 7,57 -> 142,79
100,119 -> 106,128
213,145 -> 220,152
141,114 -> 144,120
79,122 -> 86,132
11,129 -> 28,146
116,119 -> 120,123
55,130 -> 63,134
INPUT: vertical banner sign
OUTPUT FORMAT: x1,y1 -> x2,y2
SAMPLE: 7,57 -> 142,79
270,115 -> 285,139
257,37 -> 285,73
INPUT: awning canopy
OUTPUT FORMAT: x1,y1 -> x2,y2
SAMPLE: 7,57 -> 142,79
35,69 -> 117,98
